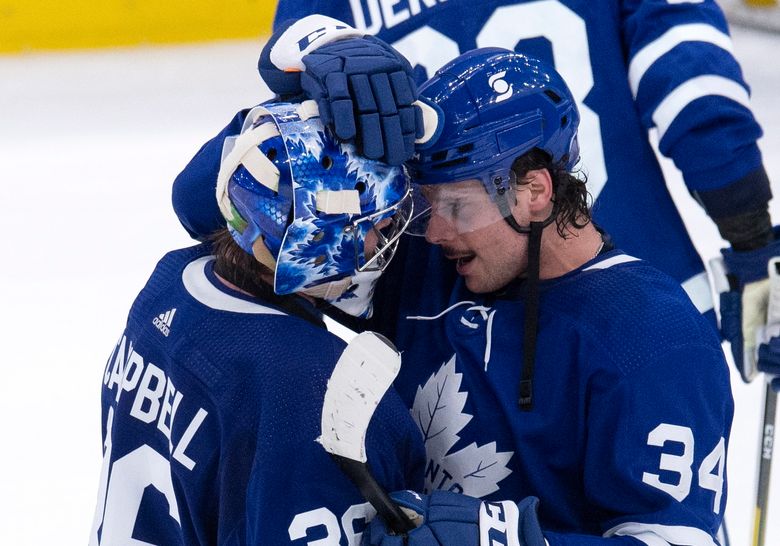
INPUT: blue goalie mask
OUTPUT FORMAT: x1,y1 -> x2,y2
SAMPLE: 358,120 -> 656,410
216,101 -> 413,303
409,48 -> 580,198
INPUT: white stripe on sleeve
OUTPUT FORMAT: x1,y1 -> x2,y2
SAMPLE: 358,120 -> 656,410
652,75 -> 751,140
605,522 -> 717,546
681,271 -> 714,314
628,23 -> 733,96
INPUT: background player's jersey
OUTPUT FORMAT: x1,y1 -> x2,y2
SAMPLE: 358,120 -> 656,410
272,0 -> 766,326
89,244 -> 424,546
385,248 -> 734,544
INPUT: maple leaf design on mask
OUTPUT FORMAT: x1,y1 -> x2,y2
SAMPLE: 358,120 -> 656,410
412,355 -> 513,498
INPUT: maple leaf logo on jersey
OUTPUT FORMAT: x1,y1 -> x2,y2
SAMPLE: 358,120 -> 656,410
412,356 -> 513,497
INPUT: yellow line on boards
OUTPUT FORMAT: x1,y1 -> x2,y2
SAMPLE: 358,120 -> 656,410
0,1 -> 275,53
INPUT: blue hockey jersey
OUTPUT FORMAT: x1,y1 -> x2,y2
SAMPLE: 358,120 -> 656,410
382,247 -> 734,545
89,244 -> 425,545
174,0 -> 768,327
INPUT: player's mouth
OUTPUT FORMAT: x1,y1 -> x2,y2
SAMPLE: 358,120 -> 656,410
444,251 -> 476,274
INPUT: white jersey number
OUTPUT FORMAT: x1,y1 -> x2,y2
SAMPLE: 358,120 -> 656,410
288,503 -> 376,545
389,0 -> 608,199
89,408 -> 181,545
642,423 -> 725,513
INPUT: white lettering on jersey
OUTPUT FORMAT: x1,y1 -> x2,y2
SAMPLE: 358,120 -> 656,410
349,0 -> 446,34
412,356 -> 513,497
131,362 -> 167,423
93,336 -> 210,544
104,335 -> 208,470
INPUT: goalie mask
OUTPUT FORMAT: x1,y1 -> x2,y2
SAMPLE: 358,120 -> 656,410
216,101 -> 413,314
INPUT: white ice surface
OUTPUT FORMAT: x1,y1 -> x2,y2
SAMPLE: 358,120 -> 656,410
0,25 -> 778,545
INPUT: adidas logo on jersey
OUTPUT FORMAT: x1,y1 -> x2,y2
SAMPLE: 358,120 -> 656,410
152,308 -> 176,337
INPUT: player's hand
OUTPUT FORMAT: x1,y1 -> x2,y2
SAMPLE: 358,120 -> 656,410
755,254 -> 780,392
360,490 -> 546,546
258,14 -> 423,165
757,335 -> 780,392
712,232 -> 780,387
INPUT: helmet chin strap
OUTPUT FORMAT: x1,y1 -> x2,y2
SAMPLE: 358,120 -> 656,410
492,190 -> 554,411
519,220 -> 543,411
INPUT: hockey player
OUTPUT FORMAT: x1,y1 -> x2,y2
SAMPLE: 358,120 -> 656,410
88,102 -> 423,546
172,4 -> 780,390
359,48 -> 734,546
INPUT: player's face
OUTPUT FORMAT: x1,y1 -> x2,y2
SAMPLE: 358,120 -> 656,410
423,180 -> 530,293
363,218 -> 391,259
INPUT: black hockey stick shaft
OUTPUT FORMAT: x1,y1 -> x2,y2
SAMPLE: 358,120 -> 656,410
753,383 -> 777,546
753,257 -> 780,546
331,454 -> 416,535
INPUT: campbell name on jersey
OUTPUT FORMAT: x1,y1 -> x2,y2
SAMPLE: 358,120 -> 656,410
90,244 -> 424,545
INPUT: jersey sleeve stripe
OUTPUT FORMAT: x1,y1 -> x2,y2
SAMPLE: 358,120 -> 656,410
652,75 -> 751,140
182,256 -> 287,315
605,522 -> 717,546
681,271 -> 714,314
628,24 -> 734,97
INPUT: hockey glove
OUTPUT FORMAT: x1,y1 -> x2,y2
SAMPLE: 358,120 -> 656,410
711,228 -> 780,386
360,490 -> 546,546
757,337 -> 780,392
258,14 -> 424,165
756,254 -> 780,392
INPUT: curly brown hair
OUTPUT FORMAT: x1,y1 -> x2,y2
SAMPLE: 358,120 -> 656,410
510,149 -> 592,238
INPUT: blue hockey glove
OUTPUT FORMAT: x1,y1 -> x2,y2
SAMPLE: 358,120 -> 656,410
711,230 -> 780,387
757,337 -> 780,392
361,490 -> 546,546
756,255 -> 780,392
258,14 -> 424,165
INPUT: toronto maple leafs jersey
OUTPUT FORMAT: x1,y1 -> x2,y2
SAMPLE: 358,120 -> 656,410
89,244 -> 424,546
375,244 -> 733,545
173,0 -> 769,329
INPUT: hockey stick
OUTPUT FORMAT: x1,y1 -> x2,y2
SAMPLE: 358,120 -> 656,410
753,382 -> 776,546
318,331 -> 416,535
752,256 -> 780,546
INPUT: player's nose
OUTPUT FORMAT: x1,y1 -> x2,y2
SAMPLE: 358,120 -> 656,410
425,213 -> 456,245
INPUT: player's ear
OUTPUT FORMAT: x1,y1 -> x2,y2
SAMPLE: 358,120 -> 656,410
524,168 -> 554,217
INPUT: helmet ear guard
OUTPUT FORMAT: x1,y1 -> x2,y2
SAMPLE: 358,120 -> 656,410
216,101 -> 413,301
413,97 -> 445,149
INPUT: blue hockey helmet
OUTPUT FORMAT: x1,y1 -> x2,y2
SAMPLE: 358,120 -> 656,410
216,101 -> 413,298
409,47 -> 579,199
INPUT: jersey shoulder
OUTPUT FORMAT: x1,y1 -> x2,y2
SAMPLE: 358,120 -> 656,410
553,251 -> 723,375
126,245 -> 345,396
